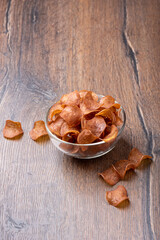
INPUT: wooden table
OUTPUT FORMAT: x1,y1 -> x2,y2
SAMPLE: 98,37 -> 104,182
0,0 -> 159,239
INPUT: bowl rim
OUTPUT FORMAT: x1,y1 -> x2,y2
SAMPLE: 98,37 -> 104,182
45,94 -> 126,147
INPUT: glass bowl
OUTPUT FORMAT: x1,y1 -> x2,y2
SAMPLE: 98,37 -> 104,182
45,94 -> 126,159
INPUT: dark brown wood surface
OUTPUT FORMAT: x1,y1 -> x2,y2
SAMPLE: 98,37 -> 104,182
0,0 -> 160,239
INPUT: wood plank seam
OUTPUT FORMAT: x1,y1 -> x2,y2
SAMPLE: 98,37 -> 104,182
137,104 -> 155,240
122,0 -> 140,88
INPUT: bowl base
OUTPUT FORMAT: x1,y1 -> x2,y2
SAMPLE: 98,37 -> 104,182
63,145 -> 115,159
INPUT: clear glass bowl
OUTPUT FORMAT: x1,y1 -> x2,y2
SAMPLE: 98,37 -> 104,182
45,95 -> 126,159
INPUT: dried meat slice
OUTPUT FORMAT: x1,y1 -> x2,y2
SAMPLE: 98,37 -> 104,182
102,125 -> 118,143
30,120 -> 48,140
128,148 -> 152,168
60,122 -> 80,137
106,185 -> 129,207
62,132 -> 78,143
77,129 -> 98,144
3,120 -> 23,139
114,108 -> 123,126
48,117 -> 64,137
48,102 -> 65,122
110,148 -> 152,180
95,108 -> 116,124
100,148 -> 152,186
83,110 -> 100,120
98,166 -> 120,186
60,90 -> 80,106
79,90 -> 98,102
60,105 -> 82,127
60,121 -> 80,142
100,96 -> 120,109
112,160 -> 135,179
82,116 -> 107,138
80,91 -> 101,115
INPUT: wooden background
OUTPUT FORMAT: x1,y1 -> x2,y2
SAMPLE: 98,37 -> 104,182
0,0 -> 160,239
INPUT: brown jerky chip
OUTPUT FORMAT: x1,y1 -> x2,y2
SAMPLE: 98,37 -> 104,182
60,90 -> 80,106
104,125 -> 112,135
95,108 -> 116,124
112,160 -> 135,179
128,148 -> 152,168
83,110 -> 100,120
82,116 -> 107,138
99,166 -> 120,186
79,90 -> 98,102
30,120 -> 48,140
60,105 -> 82,127
106,185 -> 129,207
62,132 -> 78,143
100,148 -> 152,186
48,117 -> 64,137
77,129 -> 98,144
80,91 -> 101,115
81,116 -> 85,129
114,108 -> 123,126
3,120 -> 23,139
60,122 -> 80,142
102,125 -> 118,143
60,122 -> 80,137
48,102 -> 65,122
100,95 -> 120,109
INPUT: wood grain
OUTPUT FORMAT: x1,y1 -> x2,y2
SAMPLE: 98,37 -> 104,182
0,0 -> 160,239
